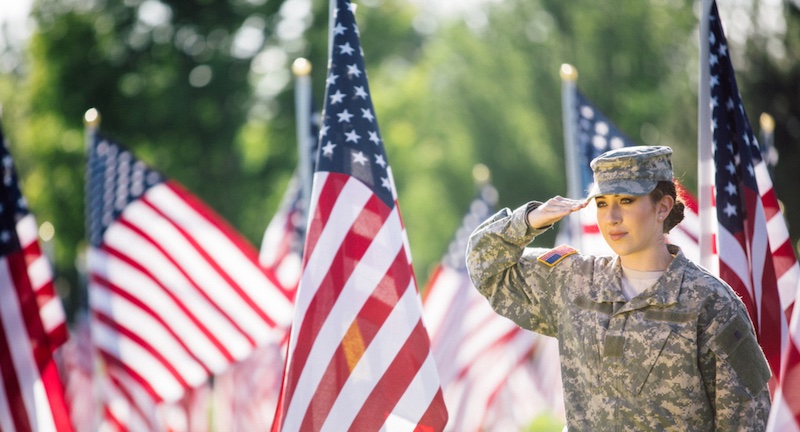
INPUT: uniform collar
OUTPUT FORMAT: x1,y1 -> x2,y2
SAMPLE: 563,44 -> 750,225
589,245 -> 687,311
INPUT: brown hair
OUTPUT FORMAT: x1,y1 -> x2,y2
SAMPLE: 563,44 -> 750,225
649,181 -> 685,233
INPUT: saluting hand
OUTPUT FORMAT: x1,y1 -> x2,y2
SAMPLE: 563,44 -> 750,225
527,196 -> 588,229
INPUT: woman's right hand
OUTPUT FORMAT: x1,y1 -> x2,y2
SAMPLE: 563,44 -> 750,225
527,196 -> 588,229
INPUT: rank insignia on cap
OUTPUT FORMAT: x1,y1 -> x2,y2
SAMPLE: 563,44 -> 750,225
538,244 -> 578,267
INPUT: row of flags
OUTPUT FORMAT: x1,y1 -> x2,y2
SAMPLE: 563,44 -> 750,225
1,0 -> 799,430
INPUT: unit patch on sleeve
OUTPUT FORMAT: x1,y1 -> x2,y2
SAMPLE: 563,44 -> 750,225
537,244 -> 578,267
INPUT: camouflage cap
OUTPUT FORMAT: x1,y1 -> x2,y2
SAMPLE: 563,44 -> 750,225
588,146 -> 673,199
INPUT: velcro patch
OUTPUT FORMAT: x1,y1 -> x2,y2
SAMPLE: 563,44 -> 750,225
537,244 -> 578,267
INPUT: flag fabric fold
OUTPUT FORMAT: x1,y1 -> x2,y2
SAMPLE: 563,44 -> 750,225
422,183 -> 563,430
271,0 -> 447,429
85,131 -> 295,430
0,125 -> 72,432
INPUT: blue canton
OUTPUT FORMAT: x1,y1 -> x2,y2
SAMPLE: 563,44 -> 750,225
87,133 -> 164,247
0,127 -> 29,256
708,2 -> 762,236
316,0 -> 394,208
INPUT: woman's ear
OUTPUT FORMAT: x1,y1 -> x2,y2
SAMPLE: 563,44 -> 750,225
658,195 -> 675,220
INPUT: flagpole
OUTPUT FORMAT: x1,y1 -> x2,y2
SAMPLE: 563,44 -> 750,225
82,108 -> 100,312
292,58 -> 313,217
560,63 -> 582,251
82,107 -> 101,431
697,0 -> 717,273
328,0 -> 335,58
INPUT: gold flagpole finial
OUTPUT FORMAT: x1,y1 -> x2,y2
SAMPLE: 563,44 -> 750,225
560,63 -> 578,82
84,108 -> 101,128
292,58 -> 312,77
760,113 -> 775,134
472,163 -> 491,186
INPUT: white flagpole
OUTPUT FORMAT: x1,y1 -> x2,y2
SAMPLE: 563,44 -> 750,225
698,0 -> 717,274
560,63 -> 583,251
292,58 -> 313,216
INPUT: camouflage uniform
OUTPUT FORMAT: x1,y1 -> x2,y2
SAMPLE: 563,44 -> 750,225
466,146 -> 772,431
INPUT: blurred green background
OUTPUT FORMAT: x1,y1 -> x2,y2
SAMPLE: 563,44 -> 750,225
1,0 -> 799,339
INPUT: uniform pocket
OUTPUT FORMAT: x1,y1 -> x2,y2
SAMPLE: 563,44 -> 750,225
710,314 -> 771,396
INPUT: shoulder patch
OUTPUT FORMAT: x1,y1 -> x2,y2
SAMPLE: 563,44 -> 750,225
537,244 -> 578,267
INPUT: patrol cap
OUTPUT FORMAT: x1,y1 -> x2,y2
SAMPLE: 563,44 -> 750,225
588,146 -> 673,199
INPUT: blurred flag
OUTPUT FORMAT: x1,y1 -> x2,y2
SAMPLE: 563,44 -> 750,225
0,125 -> 72,431
271,0 -> 447,429
85,130 -> 295,430
699,2 -> 800,422
422,181 -> 562,430
559,73 -> 701,262
61,316 -> 97,431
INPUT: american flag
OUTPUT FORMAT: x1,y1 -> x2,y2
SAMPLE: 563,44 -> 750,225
422,183 -> 560,430
85,131 -> 295,430
271,0 -> 448,429
0,125 -> 72,432
704,0 -> 799,406
561,88 -> 701,262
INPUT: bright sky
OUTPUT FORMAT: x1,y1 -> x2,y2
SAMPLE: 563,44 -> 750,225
0,0 -> 34,45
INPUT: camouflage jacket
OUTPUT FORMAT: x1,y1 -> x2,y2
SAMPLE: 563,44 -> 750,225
466,204 -> 772,431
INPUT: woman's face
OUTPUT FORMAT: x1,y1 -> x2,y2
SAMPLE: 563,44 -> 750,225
594,194 -> 666,258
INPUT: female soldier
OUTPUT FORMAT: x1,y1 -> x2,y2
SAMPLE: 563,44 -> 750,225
466,146 -> 771,430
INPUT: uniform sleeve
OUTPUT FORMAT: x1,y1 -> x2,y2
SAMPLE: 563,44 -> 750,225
465,203 -> 560,335
698,302 -> 772,430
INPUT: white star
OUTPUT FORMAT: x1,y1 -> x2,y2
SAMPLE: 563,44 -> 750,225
345,130 -> 361,143
710,54 -> 718,66
381,177 -> 391,190
338,42 -> 355,55
719,43 -> 728,57
374,154 -> 386,168
726,98 -> 735,110
747,164 -> 754,178
709,31 -> 716,46
352,151 -> 368,165
0,230 -> 10,243
333,22 -> 347,36
322,141 -> 336,157
337,109 -> 354,123
710,74 -> 720,88
724,182 -> 737,196
329,90 -> 345,104
726,161 -> 736,175
723,202 -> 737,218
347,64 -> 361,77
320,124 -> 330,137
361,108 -> 374,122
710,96 -> 718,109
368,131 -> 381,144
354,86 -> 368,99
326,73 -> 339,86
